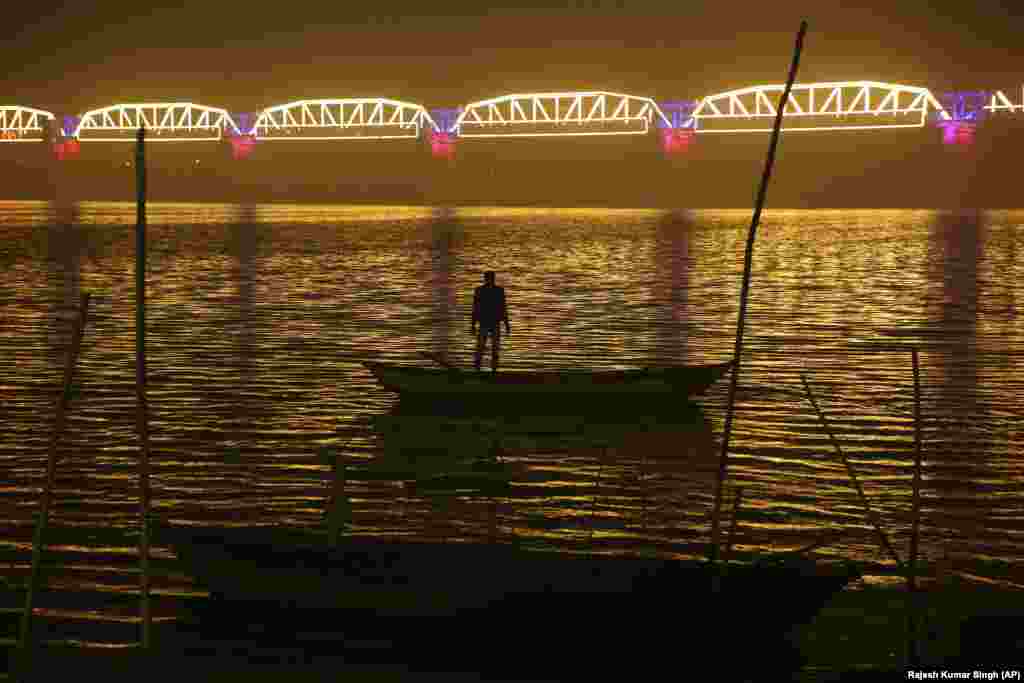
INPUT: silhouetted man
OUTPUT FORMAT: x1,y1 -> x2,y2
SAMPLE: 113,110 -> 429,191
471,271 -> 510,372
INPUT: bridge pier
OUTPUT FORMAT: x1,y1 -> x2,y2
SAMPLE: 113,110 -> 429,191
935,91 -> 988,146
656,100 -> 697,155
227,113 -> 258,159
428,108 -> 461,160
45,116 -> 80,160
52,138 -> 81,161
227,134 -> 257,159
429,131 -> 457,160
939,121 -> 977,145
660,128 -> 696,153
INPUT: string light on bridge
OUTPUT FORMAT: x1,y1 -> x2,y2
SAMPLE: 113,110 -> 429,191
72,102 -> 240,141
452,92 -> 671,138
984,86 -> 1024,113
692,81 -> 951,133
250,99 -> 436,141
13,81 -> 1022,163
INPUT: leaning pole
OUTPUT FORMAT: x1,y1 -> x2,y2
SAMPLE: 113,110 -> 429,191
136,126 -> 153,648
708,21 -> 808,566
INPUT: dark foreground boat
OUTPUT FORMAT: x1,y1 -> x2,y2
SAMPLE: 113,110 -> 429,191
159,525 -> 861,680
363,360 -> 734,410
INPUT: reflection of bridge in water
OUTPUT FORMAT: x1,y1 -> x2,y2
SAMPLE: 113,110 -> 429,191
3,81 -> 1023,161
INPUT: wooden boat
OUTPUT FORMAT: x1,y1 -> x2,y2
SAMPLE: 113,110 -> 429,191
159,524 -> 861,679
363,359 -> 734,408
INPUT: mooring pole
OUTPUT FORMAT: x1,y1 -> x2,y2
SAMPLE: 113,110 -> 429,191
709,21 -> 808,565
19,292 -> 91,674
136,126 -> 153,649
908,348 -> 924,665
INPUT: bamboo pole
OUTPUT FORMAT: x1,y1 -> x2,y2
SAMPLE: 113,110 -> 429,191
800,373 -> 905,571
723,487 -> 744,562
639,451 -> 648,534
708,20 -> 808,565
488,494 -> 498,545
589,447 -> 607,548
18,292 -> 91,661
328,454 -> 350,548
322,427 -> 364,548
907,348 -> 924,665
136,126 -> 153,650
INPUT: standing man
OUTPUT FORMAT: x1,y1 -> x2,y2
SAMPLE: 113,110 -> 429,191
471,271 -> 511,372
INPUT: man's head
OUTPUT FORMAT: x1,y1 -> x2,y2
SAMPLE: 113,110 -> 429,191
483,271 -> 496,284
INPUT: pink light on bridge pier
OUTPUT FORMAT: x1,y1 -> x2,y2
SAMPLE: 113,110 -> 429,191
660,128 -> 695,154
53,138 -> 80,160
939,121 -> 976,145
430,131 -> 456,159
229,134 -> 257,159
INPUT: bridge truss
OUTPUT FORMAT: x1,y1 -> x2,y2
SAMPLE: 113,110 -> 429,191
693,81 -> 951,132
72,103 -> 241,141
250,99 -> 439,140
0,106 -> 56,141
451,92 -> 672,138
985,86 -> 1024,112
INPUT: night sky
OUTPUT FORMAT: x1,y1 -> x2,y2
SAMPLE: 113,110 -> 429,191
5,1 -> 1024,115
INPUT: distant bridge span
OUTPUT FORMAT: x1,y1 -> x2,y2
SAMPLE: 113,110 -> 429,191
451,92 -> 672,138
250,99 -> 439,140
0,106 -> 56,141
72,102 -> 241,141
986,86 -> 1024,112
693,81 -> 952,132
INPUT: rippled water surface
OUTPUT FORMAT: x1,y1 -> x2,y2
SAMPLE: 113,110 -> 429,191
0,200 -> 1021,649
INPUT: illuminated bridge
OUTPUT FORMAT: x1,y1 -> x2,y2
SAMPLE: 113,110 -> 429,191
71,102 -> 242,141
3,81 -> 1022,157
451,92 -> 672,137
0,107 -> 56,141
692,81 -> 951,132
250,98 -> 438,140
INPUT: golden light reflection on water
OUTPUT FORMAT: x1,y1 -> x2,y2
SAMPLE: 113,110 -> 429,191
0,201 -> 1022,645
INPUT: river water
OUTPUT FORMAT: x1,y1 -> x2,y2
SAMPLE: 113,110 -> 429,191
0,200 -> 1021,653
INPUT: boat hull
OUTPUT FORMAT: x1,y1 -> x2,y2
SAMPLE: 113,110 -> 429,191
363,361 -> 734,410
161,526 -> 859,678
